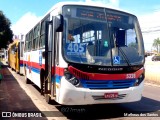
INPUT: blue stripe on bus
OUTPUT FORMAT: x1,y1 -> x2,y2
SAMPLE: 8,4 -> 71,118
26,66 -> 40,74
20,64 -> 23,67
26,65 -> 62,83
53,75 -> 61,84
80,79 -> 136,89
25,66 -> 136,89
52,75 -> 136,89
31,67 -> 40,73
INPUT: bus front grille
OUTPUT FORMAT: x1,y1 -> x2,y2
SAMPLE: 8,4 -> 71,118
81,79 -> 135,89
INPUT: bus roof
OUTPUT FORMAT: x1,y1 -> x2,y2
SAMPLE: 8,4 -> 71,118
26,2 -> 136,35
47,1 -> 134,17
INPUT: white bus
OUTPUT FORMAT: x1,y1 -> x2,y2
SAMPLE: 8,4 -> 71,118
23,2 -> 145,105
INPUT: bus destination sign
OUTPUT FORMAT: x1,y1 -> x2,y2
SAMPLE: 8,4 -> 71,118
76,8 -> 128,23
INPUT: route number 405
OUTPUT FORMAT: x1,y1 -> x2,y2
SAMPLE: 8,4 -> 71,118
67,43 -> 85,52
126,74 -> 136,79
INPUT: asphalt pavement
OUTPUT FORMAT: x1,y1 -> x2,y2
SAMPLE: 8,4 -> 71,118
0,62 -> 47,120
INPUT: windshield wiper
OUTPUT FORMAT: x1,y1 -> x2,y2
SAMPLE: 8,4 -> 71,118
118,47 -> 131,66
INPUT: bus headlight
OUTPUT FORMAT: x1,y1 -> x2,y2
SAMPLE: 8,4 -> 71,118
134,74 -> 144,86
69,77 -> 80,86
64,72 -> 81,87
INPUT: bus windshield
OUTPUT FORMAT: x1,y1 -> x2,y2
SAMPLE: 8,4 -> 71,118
62,5 -> 144,66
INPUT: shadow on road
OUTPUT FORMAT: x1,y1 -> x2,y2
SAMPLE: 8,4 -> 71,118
0,63 -> 47,120
55,97 -> 160,119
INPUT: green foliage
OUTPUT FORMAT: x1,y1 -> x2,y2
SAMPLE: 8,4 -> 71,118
152,38 -> 160,53
0,11 -> 13,49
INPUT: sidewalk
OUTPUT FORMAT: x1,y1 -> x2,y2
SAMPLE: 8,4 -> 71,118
0,62 -> 47,120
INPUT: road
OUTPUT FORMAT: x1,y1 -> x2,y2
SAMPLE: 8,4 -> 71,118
145,56 -> 160,84
8,66 -> 160,120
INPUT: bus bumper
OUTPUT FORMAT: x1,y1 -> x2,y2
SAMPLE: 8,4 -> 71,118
58,77 -> 144,105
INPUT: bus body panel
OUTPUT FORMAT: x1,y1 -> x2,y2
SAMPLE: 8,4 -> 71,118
24,49 -> 45,88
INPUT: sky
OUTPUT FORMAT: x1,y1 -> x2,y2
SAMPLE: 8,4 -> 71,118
1,0 -> 160,51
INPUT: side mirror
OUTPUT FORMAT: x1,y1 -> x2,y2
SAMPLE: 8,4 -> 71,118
54,14 -> 63,32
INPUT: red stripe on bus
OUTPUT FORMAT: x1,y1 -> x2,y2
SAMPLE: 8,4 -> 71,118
20,60 -> 23,64
68,66 -> 144,80
23,61 -> 45,69
24,60 -> 64,76
55,67 -> 64,76
51,67 -> 64,76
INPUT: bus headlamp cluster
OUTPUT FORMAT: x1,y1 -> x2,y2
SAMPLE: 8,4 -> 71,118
64,72 -> 81,87
134,74 -> 144,86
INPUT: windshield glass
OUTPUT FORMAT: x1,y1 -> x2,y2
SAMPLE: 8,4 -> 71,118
62,6 -> 144,66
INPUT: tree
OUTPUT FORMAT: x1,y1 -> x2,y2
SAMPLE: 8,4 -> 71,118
152,38 -> 160,53
0,11 -> 13,49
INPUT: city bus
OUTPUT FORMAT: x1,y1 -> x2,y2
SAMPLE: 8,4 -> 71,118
8,39 -> 24,75
23,2 -> 145,105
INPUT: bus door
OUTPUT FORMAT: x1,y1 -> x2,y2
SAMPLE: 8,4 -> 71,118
44,19 -> 54,99
45,15 -> 63,103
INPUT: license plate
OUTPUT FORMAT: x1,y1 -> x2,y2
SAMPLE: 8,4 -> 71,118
104,93 -> 118,99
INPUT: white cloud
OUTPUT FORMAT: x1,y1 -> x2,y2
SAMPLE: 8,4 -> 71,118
85,0 -> 119,8
138,11 -> 160,31
138,11 -> 160,51
11,12 -> 42,36
11,0 -> 119,36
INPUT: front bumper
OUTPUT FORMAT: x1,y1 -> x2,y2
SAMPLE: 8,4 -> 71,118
57,77 -> 144,105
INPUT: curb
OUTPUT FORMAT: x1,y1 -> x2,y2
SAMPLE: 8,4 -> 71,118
144,82 -> 160,88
